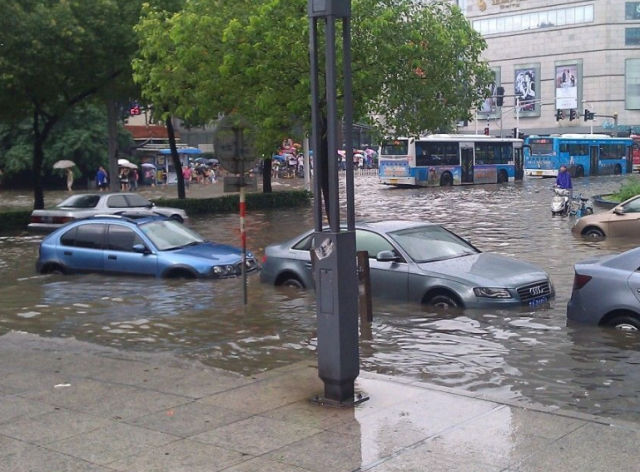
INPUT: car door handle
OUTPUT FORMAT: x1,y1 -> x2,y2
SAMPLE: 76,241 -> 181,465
108,255 -> 117,260
64,251 -> 72,256
305,263 -> 313,269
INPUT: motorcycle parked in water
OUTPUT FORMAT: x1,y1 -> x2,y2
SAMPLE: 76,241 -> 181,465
551,188 -> 594,217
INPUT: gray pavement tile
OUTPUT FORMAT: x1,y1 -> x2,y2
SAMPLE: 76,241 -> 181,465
0,446 -> 110,472
0,396 -> 57,425
45,421 -> 179,466
86,360 -> 187,386
477,407 -> 586,440
78,386 -> 192,420
107,439 -> 248,472
260,399 -> 357,431
199,368 -> 325,415
19,379 -> 132,410
128,401 -> 251,438
142,369 -> 250,399
0,408 -> 114,446
512,422 -> 640,472
352,378 -> 435,417
368,445 -> 502,472
0,434 -> 33,459
420,407 -> 555,469
191,415 -> 322,456
264,431 -> 364,472
223,457 -> 313,472
0,369 -> 73,393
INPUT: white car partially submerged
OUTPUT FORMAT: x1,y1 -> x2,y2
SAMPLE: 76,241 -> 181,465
28,193 -> 188,233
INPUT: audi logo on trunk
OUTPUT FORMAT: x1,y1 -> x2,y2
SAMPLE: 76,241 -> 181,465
529,286 -> 543,296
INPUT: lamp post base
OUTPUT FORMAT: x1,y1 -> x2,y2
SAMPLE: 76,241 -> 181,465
310,392 -> 369,409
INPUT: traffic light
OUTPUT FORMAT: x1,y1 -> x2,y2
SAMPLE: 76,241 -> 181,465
556,109 -> 563,121
129,102 -> 141,116
512,128 -> 518,138
569,109 -> 577,121
484,127 -> 490,136
518,132 -> 525,140
496,86 -> 505,107
584,110 -> 595,121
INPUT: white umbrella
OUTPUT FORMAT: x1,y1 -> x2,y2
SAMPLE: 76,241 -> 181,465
117,158 -> 131,166
53,160 -> 75,169
141,163 -> 156,169
122,162 -> 138,169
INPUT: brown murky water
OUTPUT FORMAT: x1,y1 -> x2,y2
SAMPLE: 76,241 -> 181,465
2,175 -> 640,422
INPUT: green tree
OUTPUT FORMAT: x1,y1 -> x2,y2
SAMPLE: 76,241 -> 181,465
135,0 -> 493,207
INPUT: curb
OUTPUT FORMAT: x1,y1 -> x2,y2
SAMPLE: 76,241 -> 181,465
592,194 -> 618,209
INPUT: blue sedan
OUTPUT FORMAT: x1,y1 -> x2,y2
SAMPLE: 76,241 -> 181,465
36,215 -> 259,279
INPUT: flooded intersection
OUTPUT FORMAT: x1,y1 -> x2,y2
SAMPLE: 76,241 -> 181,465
2,175 -> 640,423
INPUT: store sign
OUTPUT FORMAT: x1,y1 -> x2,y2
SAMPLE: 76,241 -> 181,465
479,0 -> 527,11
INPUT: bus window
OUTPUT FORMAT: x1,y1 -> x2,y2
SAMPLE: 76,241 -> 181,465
529,139 -> 554,155
381,140 -> 409,156
415,142 -> 459,166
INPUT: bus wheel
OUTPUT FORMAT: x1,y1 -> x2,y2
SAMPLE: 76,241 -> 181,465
575,166 -> 584,178
614,164 -> 622,175
497,170 -> 508,184
440,172 -> 453,186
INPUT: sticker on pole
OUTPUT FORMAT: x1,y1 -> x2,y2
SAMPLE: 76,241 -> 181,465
315,238 -> 334,260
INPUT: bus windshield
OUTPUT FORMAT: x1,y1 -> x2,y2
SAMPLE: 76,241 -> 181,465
381,139 -> 409,156
529,139 -> 554,155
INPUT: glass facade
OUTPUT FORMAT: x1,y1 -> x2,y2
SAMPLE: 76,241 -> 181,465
626,28 -> 640,45
626,2 -> 640,20
626,59 -> 640,110
473,5 -> 594,36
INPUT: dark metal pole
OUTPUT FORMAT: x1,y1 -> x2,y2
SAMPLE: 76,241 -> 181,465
324,18 -> 340,232
342,17 -> 355,231
309,18 -> 323,232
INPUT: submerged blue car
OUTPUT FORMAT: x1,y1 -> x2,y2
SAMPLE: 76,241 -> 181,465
36,215 -> 259,279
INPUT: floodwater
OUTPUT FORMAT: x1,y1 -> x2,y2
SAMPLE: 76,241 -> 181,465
2,174 -> 640,423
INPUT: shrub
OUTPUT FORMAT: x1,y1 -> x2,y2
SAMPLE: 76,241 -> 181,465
0,211 -> 32,233
609,177 -> 640,203
153,190 -> 312,215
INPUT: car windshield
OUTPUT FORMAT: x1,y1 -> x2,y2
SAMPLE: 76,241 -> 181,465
388,225 -> 478,263
126,194 -> 152,207
140,220 -> 205,251
56,195 -> 100,209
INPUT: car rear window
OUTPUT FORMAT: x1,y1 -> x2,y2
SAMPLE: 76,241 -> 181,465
75,224 -> 105,249
56,195 -> 100,208
107,195 -> 128,208
125,194 -> 152,208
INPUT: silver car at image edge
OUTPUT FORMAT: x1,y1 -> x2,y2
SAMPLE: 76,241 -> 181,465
567,247 -> 640,330
260,220 -> 555,309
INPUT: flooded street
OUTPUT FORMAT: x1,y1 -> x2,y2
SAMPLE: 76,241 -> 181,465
2,175 -> 640,423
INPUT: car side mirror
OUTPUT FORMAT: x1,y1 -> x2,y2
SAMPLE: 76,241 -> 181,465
133,244 -> 149,254
614,207 -> 625,215
376,250 -> 400,262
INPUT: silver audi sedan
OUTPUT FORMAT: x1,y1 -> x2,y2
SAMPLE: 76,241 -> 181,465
260,220 -> 554,309
567,247 -> 640,330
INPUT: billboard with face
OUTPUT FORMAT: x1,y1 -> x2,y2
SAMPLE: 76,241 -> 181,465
555,65 -> 578,110
515,68 -> 536,112
478,67 -> 501,118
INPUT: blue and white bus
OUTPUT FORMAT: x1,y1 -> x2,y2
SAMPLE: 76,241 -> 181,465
524,134 -> 633,178
379,134 -> 524,187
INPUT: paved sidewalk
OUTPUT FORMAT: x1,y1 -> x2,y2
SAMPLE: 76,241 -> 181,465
0,331 -> 638,472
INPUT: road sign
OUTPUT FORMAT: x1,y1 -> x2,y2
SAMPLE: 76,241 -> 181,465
213,116 -> 258,175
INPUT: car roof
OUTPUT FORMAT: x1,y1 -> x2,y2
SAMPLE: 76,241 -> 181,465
77,214 -> 167,225
357,220 -> 435,233
578,246 -> 640,272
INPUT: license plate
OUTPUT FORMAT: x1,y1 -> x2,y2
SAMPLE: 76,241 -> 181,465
390,178 -> 398,183
528,296 -> 548,306
534,171 -> 543,176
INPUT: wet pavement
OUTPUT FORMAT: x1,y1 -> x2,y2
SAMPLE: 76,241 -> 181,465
2,174 -> 640,425
1,331 -> 639,472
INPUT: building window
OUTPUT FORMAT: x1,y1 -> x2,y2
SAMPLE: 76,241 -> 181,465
626,59 -> 640,110
626,28 -> 640,45
473,5 -> 594,36
626,2 -> 640,20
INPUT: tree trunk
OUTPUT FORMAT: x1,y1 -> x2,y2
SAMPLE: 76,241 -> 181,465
262,158 -> 272,193
31,109 -> 58,210
107,99 -> 119,192
166,115 -> 186,199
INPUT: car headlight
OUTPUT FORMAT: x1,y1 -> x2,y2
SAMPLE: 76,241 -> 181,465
473,287 -> 512,299
212,266 -> 226,275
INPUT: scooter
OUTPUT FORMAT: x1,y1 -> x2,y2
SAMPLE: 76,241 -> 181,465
570,194 -> 594,218
551,187 -> 572,216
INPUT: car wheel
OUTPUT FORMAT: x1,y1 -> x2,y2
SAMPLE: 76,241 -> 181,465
575,166 -> 584,178
497,170 -> 508,184
607,315 -> 640,331
614,164 -> 622,175
282,277 -> 304,289
45,265 -> 65,275
583,227 -> 605,238
170,214 -> 184,223
427,294 -> 459,309
166,270 -> 195,280
584,208 -> 593,215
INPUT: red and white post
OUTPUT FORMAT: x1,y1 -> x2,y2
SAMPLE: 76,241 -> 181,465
240,181 -> 247,305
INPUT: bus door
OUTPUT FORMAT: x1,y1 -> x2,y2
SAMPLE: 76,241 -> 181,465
515,146 -> 524,180
461,144 -> 474,183
627,145 -> 634,174
590,146 -> 599,176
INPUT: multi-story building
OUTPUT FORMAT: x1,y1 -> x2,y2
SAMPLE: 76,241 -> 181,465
458,0 -> 640,137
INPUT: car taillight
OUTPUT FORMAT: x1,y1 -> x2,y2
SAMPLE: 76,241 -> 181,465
262,254 -> 267,264
31,216 -> 43,223
52,216 -> 73,224
572,272 -> 592,290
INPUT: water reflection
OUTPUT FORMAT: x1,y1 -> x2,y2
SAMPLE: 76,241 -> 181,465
1,175 -> 640,422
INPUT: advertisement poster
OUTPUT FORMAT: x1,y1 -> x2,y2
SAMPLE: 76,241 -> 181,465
514,68 -> 537,112
479,67 -> 501,117
555,65 -> 578,110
